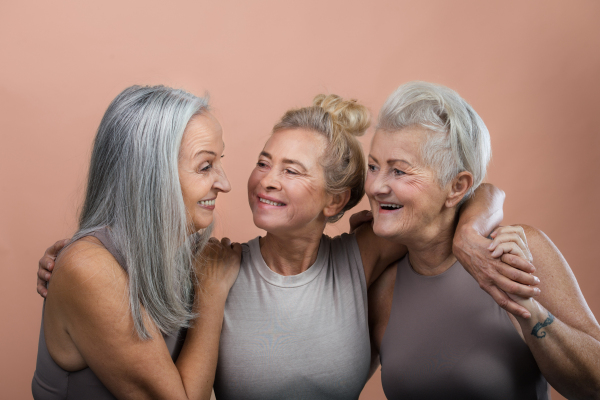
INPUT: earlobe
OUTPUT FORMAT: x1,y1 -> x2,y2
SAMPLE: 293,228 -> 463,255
446,172 -> 473,208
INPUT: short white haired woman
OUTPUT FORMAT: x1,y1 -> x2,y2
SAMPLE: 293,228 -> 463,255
32,85 -> 240,399
367,81 -> 600,399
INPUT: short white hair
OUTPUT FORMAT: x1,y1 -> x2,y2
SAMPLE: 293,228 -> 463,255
377,81 -> 491,201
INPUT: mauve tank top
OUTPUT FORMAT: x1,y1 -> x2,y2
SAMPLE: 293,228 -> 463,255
380,256 -> 549,400
32,228 -> 187,400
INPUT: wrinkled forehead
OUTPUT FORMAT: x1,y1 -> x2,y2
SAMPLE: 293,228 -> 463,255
262,128 -> 328,168
370,128 -> 429,164
180,112 -> 224,157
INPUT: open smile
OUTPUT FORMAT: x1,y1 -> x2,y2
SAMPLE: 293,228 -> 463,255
258,196 -> 286,207
379,202 -> 403,211
198,199 -> 216,209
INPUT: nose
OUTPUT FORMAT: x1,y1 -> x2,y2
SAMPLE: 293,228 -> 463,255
259,169 -> 281,191
213,164 -> 231,193
366,170 -> 391,198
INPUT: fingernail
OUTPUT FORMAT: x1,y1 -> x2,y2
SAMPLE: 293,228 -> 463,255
523,312 -> 531,319
366,211 -> 372,217
534,276 -> 540,284
534,288 -> 541,295
46,273 -> 51,280
487,243 -> 494,250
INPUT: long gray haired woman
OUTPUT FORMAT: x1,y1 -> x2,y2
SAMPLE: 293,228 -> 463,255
32,85 -> 240,400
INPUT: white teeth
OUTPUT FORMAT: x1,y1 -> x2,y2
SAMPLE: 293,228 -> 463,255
259,197 -> 285,206
199,200 -> 215,206
380,203 -> 402,209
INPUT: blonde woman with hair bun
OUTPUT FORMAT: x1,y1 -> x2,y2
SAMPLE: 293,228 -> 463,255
38,92 -> 528,399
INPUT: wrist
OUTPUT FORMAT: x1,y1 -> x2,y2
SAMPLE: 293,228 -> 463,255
514,298 -> 544,324
453,224 -> 478,255
194,282 -> 229,306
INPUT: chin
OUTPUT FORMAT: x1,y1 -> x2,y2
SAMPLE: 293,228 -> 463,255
193,217 -> 213,232
372,221 -> 400,241
372,221 -> 391,238
252,214 -> 272,232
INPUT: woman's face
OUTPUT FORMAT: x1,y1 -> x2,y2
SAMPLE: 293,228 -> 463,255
365,127 -> 450,243
247,129 -> 333,236
178,112 -> 231,232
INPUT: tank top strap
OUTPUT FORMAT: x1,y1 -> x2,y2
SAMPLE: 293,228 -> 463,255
87,227 -> 127,272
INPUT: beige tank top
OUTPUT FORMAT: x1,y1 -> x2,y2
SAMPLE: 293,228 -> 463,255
214,234 -> 371,400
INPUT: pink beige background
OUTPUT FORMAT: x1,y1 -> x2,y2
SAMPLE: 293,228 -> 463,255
1,1 -> 599,399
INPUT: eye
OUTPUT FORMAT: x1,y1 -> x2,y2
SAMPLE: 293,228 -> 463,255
393,168 -> 405,176
256,161 -> 268,168
284,168 -> 298,175
198,162 -> 212,173
367,164 -> 378,172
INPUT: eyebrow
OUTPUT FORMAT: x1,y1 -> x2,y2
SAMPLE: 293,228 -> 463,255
193,150 -> 217,159
260,151 -> 308,171
369,154 -> 413,167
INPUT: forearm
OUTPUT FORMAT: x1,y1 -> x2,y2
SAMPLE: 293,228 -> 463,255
456,183 -> 504,237
175,288 -> 227,400
516,300 -> 600,399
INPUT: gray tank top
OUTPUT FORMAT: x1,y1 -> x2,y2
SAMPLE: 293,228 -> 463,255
31,228 -> 186,400
214,234 -> 371,400
380,256 -> 548,400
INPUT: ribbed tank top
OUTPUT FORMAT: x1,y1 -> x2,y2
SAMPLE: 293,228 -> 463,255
32,228 -> 187,400
380,255 -> 548,400
213,234 -> 371,400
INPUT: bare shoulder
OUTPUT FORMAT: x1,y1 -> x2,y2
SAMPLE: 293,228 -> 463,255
514,224 -> 600,335
45,236 -> 131,370
368,263 -> 398,351
50,236 -> 127,296
47,236 -> 130,334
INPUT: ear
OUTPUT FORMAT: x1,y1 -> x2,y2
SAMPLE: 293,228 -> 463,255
323,189 -> 352,218
445,171 -> 473,208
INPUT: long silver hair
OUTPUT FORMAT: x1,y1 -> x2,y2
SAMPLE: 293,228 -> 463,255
72,85 -> 211,339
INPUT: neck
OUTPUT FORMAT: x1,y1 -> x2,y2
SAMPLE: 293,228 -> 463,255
259,229 -> 324,276
403,209 -> 459,276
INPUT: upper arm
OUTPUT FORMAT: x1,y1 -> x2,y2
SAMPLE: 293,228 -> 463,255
521,225 -> 600,339
355,223 -> 407,287
46,241 -> 189,400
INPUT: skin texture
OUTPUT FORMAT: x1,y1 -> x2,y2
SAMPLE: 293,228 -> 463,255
41,111 -> 240,400
179,113 -> 231,232
366,127 -> 600,399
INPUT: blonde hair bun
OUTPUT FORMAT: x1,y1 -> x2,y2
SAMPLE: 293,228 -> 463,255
312,94 -> 370,137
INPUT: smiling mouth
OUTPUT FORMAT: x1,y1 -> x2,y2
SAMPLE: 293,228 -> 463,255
380,203 -> 403,210
259,197 -> 286,207
198,199 -> 215,206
